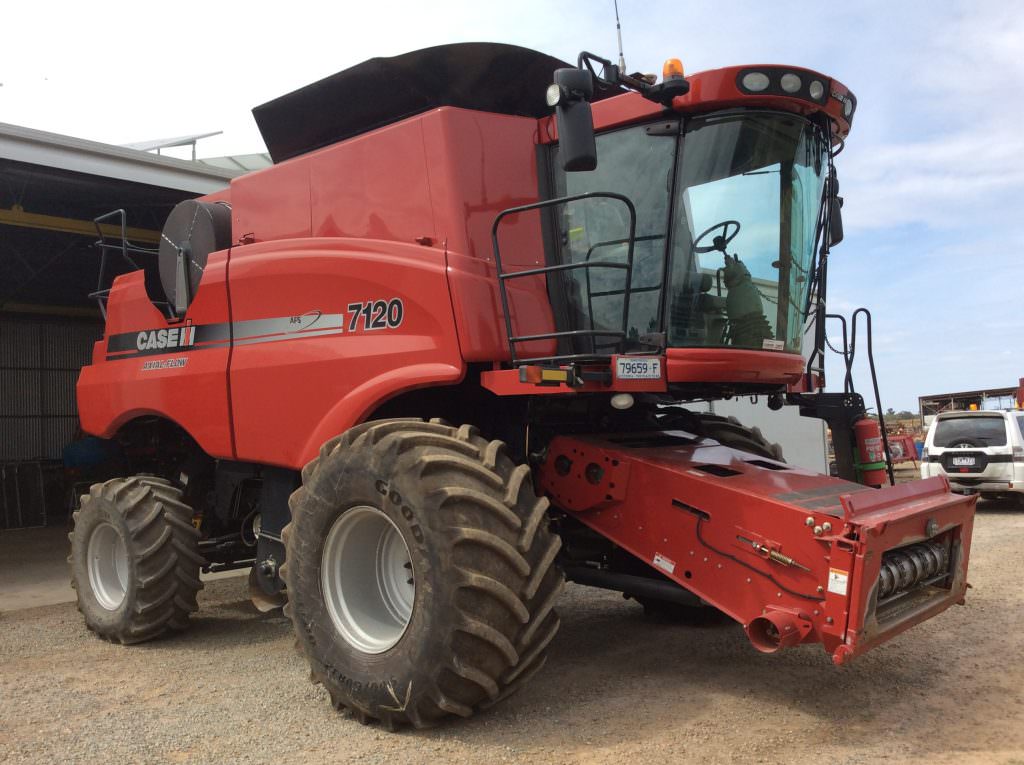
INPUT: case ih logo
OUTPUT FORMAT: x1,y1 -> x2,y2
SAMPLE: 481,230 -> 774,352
136,326 -> 197,351
105,300 -> 403,362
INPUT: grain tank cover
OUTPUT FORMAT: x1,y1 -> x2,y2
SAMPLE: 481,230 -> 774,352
253,42 -> 623,163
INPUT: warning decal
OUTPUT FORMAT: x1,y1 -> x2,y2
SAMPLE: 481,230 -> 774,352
827,567 -> 849,596
653,553 -> 676,575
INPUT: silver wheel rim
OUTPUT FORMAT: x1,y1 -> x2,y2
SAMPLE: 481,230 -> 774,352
87,522 -> 129,610
321,506 -> 415,654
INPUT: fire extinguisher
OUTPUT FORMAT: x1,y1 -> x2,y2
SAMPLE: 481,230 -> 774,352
853,417 -> 888,487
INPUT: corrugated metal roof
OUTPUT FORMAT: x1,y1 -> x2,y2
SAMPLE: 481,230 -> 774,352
196,153 -> 273,173
0,122 -> 239,194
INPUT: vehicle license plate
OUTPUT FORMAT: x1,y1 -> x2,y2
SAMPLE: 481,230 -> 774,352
616,357 -> 661,380
951,456 -> 976,467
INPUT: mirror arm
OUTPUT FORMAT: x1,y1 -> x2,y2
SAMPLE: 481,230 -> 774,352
576,50 -> 687,105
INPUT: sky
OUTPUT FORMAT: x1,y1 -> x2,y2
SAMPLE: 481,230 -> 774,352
1,0 -> 1020,411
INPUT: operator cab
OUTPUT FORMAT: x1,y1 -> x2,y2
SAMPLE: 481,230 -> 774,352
493,53 -> 852,392
548,110 -> 829,357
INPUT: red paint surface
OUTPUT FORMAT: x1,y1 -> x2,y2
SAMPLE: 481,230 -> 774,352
666,348 -> 805,385
539,433 -> 975,662
226,238 -> 464,467
77,254 -> 235,459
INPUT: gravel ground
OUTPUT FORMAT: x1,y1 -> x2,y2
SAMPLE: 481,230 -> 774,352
2,499 -> 1022,765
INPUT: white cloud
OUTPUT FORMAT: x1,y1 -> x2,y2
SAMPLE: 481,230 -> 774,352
837,3 -> 1024,232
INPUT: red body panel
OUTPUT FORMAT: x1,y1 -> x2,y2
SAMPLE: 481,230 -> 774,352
666,348 -> 804,385
77,255 -> 235,459
539,433 -> 975,662
232,159 -> 312,243
423,109 -> 555,361
227,238 -> 463,467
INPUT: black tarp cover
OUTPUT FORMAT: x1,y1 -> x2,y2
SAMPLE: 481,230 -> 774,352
252,43 -> 622,163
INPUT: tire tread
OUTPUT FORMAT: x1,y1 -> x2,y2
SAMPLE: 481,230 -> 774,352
285,418 -> 563,729
70,476 -> 204,645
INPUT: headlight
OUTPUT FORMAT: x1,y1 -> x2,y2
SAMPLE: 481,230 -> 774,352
545,83 -> 563,108
843,99 -> 853,117
809,80 -> 824,101
780,73 -> 802,93
740,71 -> 770,92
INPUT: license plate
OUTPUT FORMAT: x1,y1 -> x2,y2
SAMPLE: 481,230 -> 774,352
616,357 -> 661,380
951,456 -> 976,467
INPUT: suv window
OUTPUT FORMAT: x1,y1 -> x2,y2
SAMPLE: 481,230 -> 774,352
933,416 -> 1008,448
1017,414 -> 1024,440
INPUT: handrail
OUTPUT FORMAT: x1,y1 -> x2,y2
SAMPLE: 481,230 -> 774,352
491,191 -> 638,365
824,310 -> 896,486
91,209 -> 161,320
583,233 -> 665,340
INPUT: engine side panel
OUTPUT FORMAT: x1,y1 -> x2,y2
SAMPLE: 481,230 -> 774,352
76,254 -> 235,459
226,238 -> 464,468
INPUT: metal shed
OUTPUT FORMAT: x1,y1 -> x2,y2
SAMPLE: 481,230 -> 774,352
918,381 -> 1024,429
0,123 -> 242,528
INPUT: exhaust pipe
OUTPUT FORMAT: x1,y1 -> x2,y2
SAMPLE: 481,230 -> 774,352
745,609 -> 811,653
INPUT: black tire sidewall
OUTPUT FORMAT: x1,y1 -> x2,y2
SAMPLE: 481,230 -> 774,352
71,493 -> 136,634
291,444 -> 452,714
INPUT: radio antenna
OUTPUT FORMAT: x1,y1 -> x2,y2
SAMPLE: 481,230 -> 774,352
614,0 -> 627,72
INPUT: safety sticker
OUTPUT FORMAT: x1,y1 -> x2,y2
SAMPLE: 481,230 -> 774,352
827,567 -> 849,596
653,552 -> 676,575
761,338 -> 785,351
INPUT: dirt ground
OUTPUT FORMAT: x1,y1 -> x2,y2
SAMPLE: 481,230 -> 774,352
2,498 -> 1022,765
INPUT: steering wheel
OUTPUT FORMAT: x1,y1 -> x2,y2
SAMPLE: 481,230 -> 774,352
693,220 -> 741,254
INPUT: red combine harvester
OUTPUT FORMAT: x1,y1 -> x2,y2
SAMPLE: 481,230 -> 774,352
73,43 -> 975,728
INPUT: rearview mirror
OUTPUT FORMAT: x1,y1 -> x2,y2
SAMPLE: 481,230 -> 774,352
827,168 -> 844,246
829,195 -> 844,246
550,68 -> 597,172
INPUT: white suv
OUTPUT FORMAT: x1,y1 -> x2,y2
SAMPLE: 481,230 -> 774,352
921,410 -> 1024,505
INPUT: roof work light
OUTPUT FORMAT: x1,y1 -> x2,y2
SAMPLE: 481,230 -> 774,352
662,58 -> 685,80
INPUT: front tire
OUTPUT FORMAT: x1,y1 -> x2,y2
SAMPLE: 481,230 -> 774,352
657,410 -> 784,460
69,477 -> 204,644
283,419 -> 564,729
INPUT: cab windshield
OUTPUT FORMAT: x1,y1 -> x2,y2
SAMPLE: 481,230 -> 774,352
551,110 -> 828,354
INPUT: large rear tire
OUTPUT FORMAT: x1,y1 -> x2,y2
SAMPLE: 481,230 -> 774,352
69,477 -> 204,644
283,418 -> 563,729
